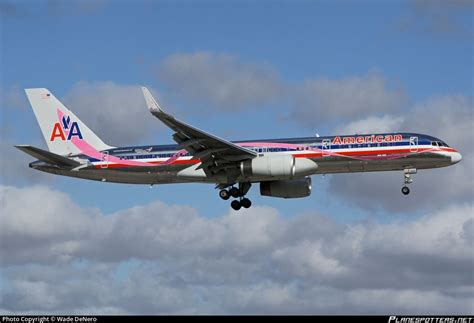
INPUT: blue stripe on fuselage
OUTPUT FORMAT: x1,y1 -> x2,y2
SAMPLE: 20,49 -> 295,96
104,133 -> 443,154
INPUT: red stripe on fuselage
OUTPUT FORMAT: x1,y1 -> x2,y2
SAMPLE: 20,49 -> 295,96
94,159 -> 199,169
293,147 -> 455,158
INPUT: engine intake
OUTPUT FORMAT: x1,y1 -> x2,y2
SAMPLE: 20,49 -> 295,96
260,177 -> 312,199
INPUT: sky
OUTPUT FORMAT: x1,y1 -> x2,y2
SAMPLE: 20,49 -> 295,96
0,0 -> 473,314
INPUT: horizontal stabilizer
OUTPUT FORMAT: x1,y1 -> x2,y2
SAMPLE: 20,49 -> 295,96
15,145 -> 80,167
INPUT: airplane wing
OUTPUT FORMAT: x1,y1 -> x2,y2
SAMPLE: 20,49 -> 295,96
141,87 -> 257,166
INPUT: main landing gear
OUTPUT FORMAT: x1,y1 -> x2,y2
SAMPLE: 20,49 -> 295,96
401,168 -> 416,195
219,183 -> 252,210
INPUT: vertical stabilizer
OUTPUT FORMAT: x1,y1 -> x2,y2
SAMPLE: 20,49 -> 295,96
24,88 -> 113,156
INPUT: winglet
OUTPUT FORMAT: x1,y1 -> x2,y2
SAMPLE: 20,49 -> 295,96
141,87 -> 163,113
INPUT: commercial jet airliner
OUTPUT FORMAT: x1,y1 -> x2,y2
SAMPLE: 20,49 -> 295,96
16,88 -> 462,210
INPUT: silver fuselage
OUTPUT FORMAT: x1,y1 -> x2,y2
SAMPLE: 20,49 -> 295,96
30,133 -> 462,185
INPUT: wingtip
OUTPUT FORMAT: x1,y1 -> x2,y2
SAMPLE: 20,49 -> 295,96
24,88 -> 49,94
141,86 -> 163,113
14,145 -> 32,152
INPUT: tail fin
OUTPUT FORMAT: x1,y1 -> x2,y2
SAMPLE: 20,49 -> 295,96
25,88 -> 113,156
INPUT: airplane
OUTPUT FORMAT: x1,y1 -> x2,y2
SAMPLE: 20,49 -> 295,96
16,87 -> 462,210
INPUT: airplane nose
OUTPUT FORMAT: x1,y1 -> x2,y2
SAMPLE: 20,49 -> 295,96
451,152 -> 462,164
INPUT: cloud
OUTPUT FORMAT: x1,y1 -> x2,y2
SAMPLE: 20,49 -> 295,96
157,51 -> 284,111
157,52 -> 406,126
401,95 -> 472,153
0,85 -> 28,111
397,0 -> 473,39
0,138 -> 54,185
339,115 -> 405,135
328,94 -> 473,212
63,81 -> 161,145
1,184 -> 472,314
0,0 -> 107,21
289,72 -> 407,126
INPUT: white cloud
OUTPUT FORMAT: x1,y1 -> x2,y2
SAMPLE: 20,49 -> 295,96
339,115 -> 405,135
0,0 -> 107,21
401,95 -> 472,152
0,138 -> 53,185
158,52 -> 283,111
0,85 -> 28,110
157,52 -> 407,127
1,184 -> 472,314
289,72 -> 407,126
63,81 -> 161,145
397,0 -> 473,39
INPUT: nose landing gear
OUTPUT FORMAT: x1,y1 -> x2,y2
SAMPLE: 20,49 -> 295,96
219,183 -> 252,210
402,168 -> 416,195
401,186 -> 410,195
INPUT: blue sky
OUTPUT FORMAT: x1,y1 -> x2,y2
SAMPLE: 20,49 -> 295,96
3,1 -> 471,93
1,0 -> 473,314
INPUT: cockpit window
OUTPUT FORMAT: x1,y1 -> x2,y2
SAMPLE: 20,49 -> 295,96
432,141 -> 449,147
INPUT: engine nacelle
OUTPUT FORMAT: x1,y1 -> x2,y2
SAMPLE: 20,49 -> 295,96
241,155 -> 295,178
241,155 -> 318,179
260,177 -> 312,199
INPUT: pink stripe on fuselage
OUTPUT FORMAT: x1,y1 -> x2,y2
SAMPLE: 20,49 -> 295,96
56,108 -> 153,166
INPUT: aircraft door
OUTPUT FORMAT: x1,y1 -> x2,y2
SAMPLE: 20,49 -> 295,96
322,139 -> 331,157
100,151 -> 109,168
409,136 -> 418,153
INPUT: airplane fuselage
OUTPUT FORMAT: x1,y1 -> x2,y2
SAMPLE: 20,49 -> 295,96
30,132 -> 461,185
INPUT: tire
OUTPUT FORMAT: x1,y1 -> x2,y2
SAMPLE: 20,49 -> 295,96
231,200 -> 241,210
241,198 -> 252,209
229,187 -> 241,198
219,189 -> 230,200
401,186 -> 410,195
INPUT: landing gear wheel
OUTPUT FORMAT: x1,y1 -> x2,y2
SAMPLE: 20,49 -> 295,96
229,187 -> 241,198
219,189 -> 230,200
241,198 -> 252,209
401,186 -> 410,195
231,200 -> 241,211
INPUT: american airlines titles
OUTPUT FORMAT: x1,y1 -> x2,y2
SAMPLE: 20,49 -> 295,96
332,134 -> 403,145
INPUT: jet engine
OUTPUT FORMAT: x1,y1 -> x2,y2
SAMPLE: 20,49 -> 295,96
260,177 -> 312,199
240,155 -> 317,179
